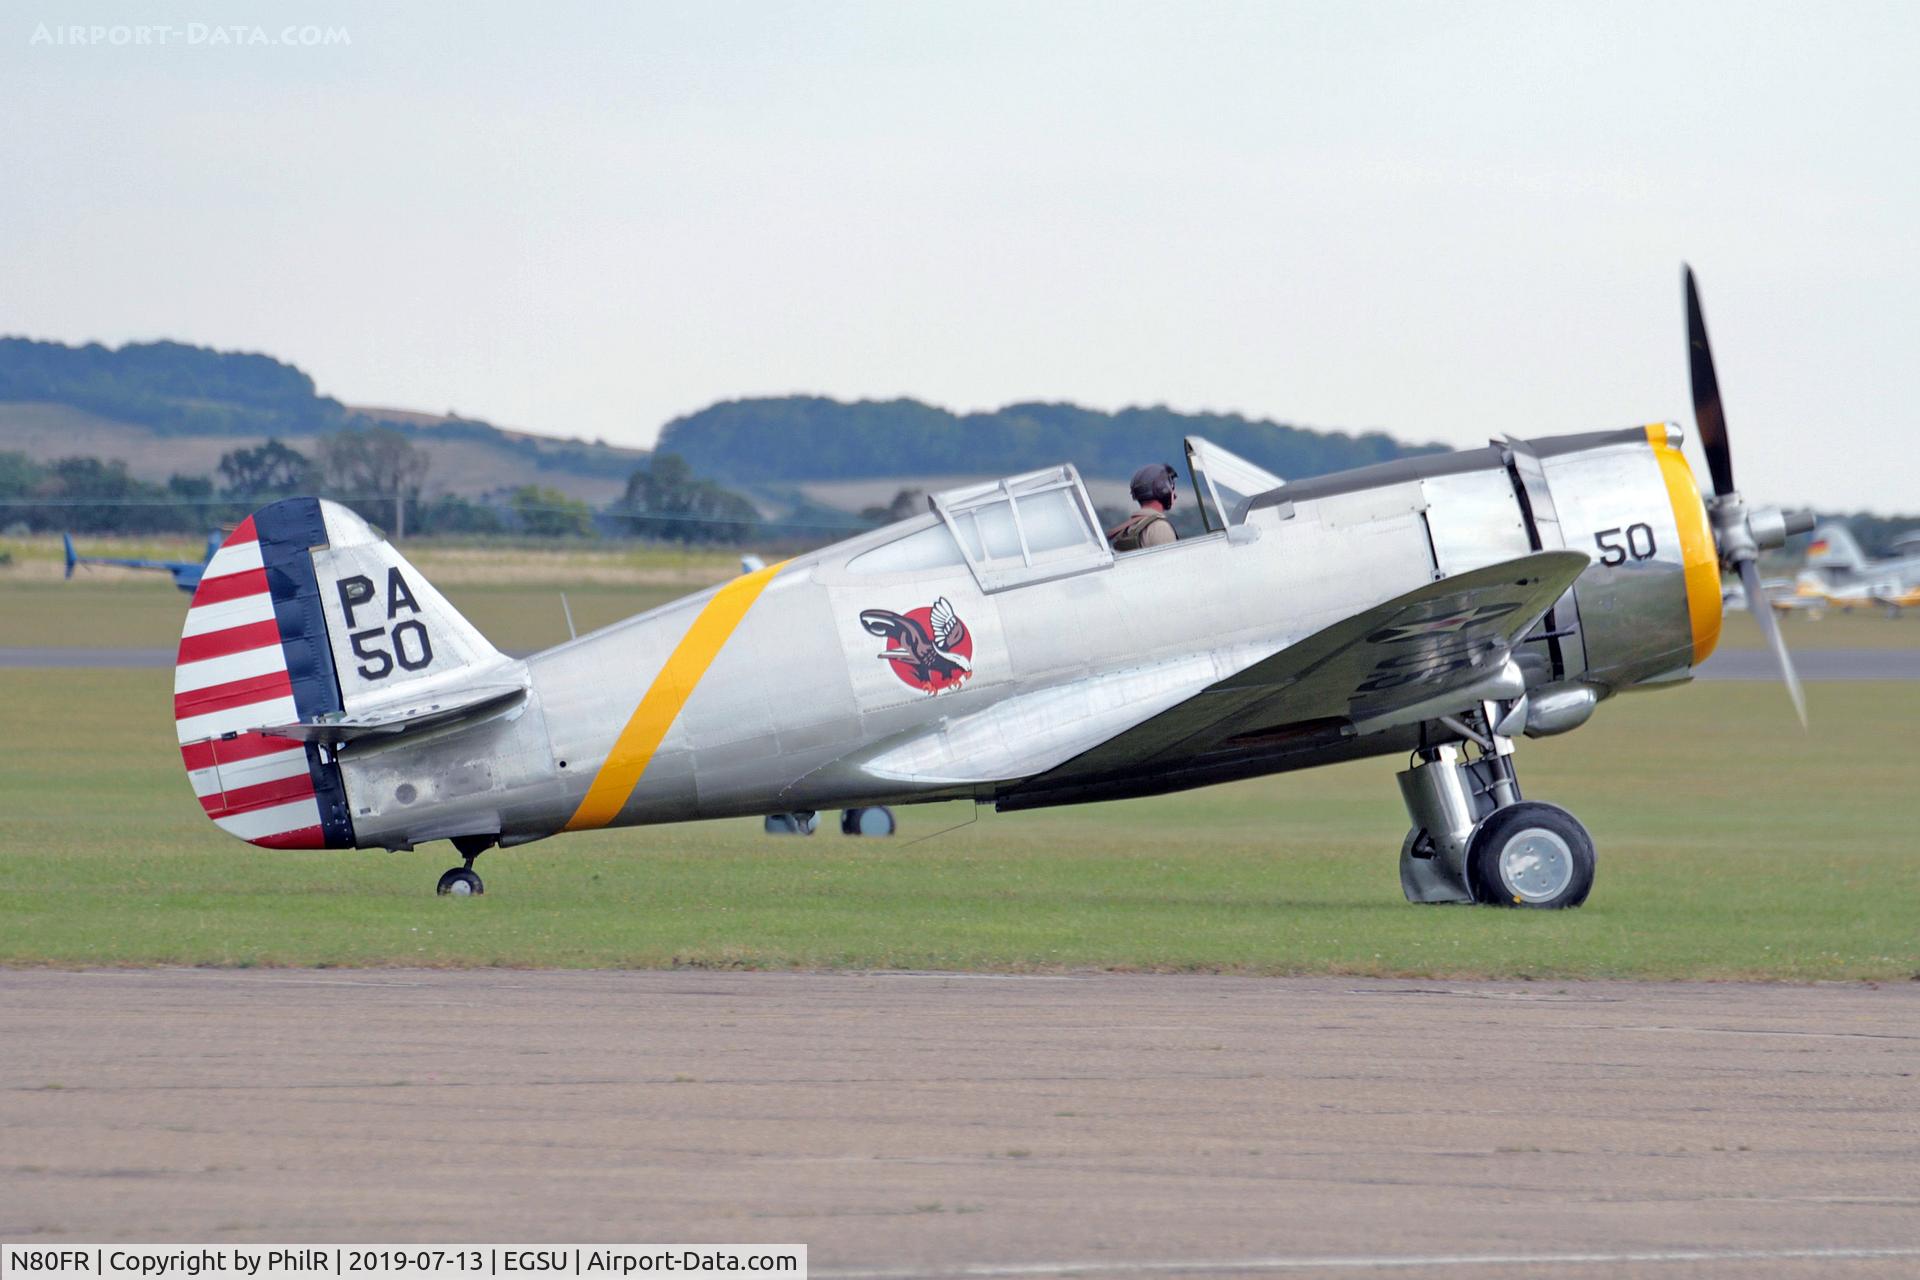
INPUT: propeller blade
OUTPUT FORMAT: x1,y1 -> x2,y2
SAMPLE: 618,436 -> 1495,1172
1685,265 -> 1736,497
1738,557 -> 1806,728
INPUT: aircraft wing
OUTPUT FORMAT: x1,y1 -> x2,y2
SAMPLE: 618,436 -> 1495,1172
1029,550 -> 1588,783
854,550 -> 1587,790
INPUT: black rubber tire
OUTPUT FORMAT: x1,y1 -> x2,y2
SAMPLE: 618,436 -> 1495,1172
840,807 -> 897,837
1466,802 -> 1595,909
436,866 -> 484,897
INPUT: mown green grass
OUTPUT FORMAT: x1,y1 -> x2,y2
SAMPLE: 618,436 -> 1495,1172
2,533 -> 742,576
0,669 -> 1913,977
0,580 -> 699,652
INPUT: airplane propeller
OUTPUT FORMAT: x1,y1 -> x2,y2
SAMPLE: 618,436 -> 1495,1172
1683,265 -> 1814,726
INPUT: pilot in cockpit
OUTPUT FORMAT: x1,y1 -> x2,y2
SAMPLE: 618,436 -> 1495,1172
1107,463 -> 1179,552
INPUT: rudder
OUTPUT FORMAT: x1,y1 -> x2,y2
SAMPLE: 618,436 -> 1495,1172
174,500 -> 355,848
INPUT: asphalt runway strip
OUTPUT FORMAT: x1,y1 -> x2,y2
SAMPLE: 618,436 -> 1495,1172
3,971 -> 1917,1278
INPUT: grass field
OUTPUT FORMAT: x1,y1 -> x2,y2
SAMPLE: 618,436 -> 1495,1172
1,536 -> 742,652
1716,605 -> 1920,650
1,667 -> 1913,978
0,579 -> 708,652
0,532 -> 743,580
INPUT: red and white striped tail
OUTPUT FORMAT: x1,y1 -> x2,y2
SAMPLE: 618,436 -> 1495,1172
174,510 -> 345,849
175,495 -> 506,850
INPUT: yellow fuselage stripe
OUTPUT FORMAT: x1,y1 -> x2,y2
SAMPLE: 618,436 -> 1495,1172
1645,424 -> 1723,665
564,560 -> 787,831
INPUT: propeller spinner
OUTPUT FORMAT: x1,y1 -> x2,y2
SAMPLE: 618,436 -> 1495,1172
1683,265 -> 1814,726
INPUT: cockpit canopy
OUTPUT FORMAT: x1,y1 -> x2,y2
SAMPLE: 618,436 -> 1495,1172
842,443 -> 1285,590
843,464 -> 1113,591
930,465 -> 1114,592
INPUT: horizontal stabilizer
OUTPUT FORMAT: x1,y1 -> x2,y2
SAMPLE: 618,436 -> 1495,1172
259,681 -> 527,744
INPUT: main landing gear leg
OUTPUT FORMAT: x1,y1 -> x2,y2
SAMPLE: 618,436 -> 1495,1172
437,835 -> 494,897
1397,703 -> 1595,909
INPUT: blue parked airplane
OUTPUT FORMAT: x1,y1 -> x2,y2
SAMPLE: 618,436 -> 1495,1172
64,530 -> 225,593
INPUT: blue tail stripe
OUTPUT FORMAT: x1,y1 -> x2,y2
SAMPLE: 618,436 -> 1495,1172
251,498 -> 355,850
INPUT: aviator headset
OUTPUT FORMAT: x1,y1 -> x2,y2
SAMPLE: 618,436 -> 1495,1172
1129,462 -> 1178,509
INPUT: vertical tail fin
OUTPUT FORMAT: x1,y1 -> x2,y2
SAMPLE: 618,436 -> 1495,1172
174,498 -> 507,849
1805,523 -> 1866,574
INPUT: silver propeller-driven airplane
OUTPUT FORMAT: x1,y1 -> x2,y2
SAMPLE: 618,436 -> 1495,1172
171,270 -> 1809,908
1798,523 -> 1920,613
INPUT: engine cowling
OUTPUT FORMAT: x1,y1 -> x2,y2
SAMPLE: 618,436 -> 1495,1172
1506,422 -> 1723,694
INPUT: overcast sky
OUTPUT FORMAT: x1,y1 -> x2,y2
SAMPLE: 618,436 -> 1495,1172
3,2 -> 1913,510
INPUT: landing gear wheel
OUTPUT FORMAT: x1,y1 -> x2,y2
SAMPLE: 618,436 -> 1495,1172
840,806 -> 897,837
1466,802 -> 1594,909
436,866 -> 484,897
763,811 -> 819,836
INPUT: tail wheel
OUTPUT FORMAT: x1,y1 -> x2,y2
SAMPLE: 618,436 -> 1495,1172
1466,802 -> 1595,909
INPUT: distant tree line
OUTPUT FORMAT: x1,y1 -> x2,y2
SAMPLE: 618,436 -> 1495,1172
0,452 -> 222,535
617,454 -> 760,543
0,432 -> 766,545
655,396 -> 1447,485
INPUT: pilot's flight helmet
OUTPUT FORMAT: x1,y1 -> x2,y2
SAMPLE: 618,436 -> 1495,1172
1130,462 -> 1178,509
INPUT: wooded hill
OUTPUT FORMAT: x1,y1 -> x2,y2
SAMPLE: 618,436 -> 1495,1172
2,338 -> 1448,498
659,396 -> 1444,485
0,338 -> 648,500
5,337 -> 1915,556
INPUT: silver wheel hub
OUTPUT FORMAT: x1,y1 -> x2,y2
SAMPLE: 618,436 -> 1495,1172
448,879 -> 473,896
1497,827 -> 1575,903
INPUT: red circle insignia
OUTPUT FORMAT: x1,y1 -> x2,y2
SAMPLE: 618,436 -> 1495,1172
859,598 -> 974,696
